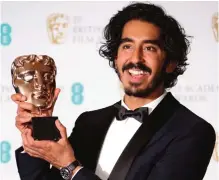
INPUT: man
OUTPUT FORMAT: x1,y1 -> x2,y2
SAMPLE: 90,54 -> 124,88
11,2 -> 216,180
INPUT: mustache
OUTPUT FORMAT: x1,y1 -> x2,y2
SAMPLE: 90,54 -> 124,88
122,63 -> 152,74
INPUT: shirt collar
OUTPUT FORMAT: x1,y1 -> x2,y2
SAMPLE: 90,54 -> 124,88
121,91 -> 168,115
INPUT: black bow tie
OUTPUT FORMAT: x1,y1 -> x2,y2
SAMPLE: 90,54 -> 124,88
114,104 -> 149,123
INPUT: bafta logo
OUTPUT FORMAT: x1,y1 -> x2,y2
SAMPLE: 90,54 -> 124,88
213,132 -> 218,162
212,12 -> 218,42
47,13 -> 69,44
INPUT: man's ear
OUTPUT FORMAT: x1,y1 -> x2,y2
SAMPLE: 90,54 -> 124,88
114,57 -> 118,70
165,61 -> 177,73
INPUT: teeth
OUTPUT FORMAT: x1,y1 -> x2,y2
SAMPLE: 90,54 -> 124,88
128,69 -> 146,75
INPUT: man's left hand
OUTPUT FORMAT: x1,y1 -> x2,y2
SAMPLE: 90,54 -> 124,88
21,119 -> 76,169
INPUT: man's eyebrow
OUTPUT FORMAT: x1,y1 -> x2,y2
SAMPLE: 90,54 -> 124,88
120,37 -> 134,44
120,38 -> 162,47
142,39 -> 162,46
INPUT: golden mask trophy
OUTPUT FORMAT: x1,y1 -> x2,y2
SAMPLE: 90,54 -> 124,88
11,54 -> 60,141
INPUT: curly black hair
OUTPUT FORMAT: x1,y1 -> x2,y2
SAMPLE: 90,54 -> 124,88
99,2 -> 191,88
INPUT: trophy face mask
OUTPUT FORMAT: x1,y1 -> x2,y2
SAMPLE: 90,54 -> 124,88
11,55 -> 57,110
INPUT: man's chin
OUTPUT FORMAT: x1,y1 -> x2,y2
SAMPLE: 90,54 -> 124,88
124,87 -> 153,98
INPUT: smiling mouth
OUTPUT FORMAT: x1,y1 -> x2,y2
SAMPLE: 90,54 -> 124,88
125,68 -> 150,83
128,68 -> 150,76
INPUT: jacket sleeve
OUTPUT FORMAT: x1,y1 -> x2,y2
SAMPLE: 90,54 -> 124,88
15,112 -> 103,180
147,121 -> 216,180
69,112 -> 102,180
15,146 -> 50,180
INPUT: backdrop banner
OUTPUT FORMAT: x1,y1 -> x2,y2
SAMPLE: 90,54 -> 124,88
1,1 -> 218,179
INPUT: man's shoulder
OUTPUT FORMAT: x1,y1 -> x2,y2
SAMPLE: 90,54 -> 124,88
170,102 -> 215,136
75,101 -> 120,122
90,102 -> 119,113
178,104 -> 209,123
86,101 -> 120,114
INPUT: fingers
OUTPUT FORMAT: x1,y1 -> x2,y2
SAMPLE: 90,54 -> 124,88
12,93 -> 39,114
24,129 -> 52,149
24,129 -> 45,153
16,110 -> 32,118
21,129 -> 28,148
45,88 -> 61,116
55,120 -> 67,140
15,112 -> 32,132
15,114 -> 32,126
18,102 -> 39,114
22,129 -> 42,158
11,93 -> 26,104
54,88 -> 61,103
25,129 -> 35,145
51,88 -> 61,108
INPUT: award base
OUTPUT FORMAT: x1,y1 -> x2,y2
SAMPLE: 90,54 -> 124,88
32,116 -> 61,141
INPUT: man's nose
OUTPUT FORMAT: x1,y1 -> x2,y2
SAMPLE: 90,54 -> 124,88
34,72 -> 46,90
130,47 -> 143,64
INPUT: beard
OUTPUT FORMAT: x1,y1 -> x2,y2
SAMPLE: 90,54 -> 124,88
116,62 -> 166,98
124,70 -> 165,97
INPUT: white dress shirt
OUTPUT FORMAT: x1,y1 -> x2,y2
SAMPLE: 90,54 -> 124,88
95,91 -> 167,180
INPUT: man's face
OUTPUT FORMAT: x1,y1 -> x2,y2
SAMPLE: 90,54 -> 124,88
115,20 -> 173,97
13,61 -> 55,110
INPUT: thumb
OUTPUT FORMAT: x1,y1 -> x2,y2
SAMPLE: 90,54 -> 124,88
55,120 -> 67,139
48,88 -> 61,115
53,88 -> 61,104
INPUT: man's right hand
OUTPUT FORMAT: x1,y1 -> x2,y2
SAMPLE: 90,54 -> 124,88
11,88 -> 61,133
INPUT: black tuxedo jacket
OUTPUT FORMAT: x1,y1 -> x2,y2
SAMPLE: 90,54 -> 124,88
15,92 -> 216,180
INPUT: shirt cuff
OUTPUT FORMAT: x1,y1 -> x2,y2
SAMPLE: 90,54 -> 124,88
71,167 -> 83,179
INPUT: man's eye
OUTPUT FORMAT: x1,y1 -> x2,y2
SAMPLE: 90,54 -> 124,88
122,44 -> 132,49
144,46 -> 156,52
23,74 -> 33,82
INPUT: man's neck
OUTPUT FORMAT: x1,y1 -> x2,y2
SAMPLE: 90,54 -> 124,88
124,87 -> 165,110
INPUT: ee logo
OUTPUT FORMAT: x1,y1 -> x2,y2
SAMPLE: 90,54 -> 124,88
0,141 -> 11,163
0,23 -> 12,46
71,83 -> 84,105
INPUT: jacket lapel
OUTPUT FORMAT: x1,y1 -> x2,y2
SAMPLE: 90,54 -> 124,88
74,102 -> 120,171
108,92 -> 181,180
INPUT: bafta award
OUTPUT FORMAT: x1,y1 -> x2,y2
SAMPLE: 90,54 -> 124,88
11,54 -> 61,141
